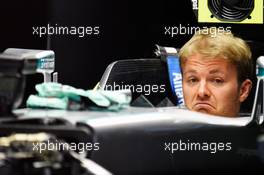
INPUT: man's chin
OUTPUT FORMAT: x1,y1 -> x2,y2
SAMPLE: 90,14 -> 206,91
193,108 -> 216,116
197,109 -> 210,114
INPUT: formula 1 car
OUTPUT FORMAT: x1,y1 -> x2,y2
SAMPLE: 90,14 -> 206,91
0,48 -> 263,175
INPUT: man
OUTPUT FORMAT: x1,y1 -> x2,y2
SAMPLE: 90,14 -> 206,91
179,27 -> 253,117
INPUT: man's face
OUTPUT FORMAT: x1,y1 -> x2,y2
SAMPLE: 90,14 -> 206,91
182,54 -> 251,117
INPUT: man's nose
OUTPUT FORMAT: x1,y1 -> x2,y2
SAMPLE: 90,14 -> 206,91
197,80 -> 210,99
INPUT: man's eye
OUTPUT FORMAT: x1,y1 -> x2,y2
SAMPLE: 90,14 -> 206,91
187,78 -> 198,84
212,78 -> 224,84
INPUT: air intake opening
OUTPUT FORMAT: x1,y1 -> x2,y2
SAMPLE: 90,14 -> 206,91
208,0 -> 254,22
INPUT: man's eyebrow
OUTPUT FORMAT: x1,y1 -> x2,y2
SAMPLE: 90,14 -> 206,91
209,69 -> 224,75
183,70 -> 197,75
183,69 -> 225,75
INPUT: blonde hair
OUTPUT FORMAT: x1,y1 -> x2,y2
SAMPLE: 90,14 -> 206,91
179,27 -> 252,84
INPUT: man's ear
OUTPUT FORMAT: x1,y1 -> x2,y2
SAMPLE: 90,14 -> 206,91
239,79 -> 252,103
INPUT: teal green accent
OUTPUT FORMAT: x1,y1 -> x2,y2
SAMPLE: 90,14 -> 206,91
27,95 -> 68,109
26,82 -> 131,111
37,57 -> 55,70
257,67 -> 264,76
